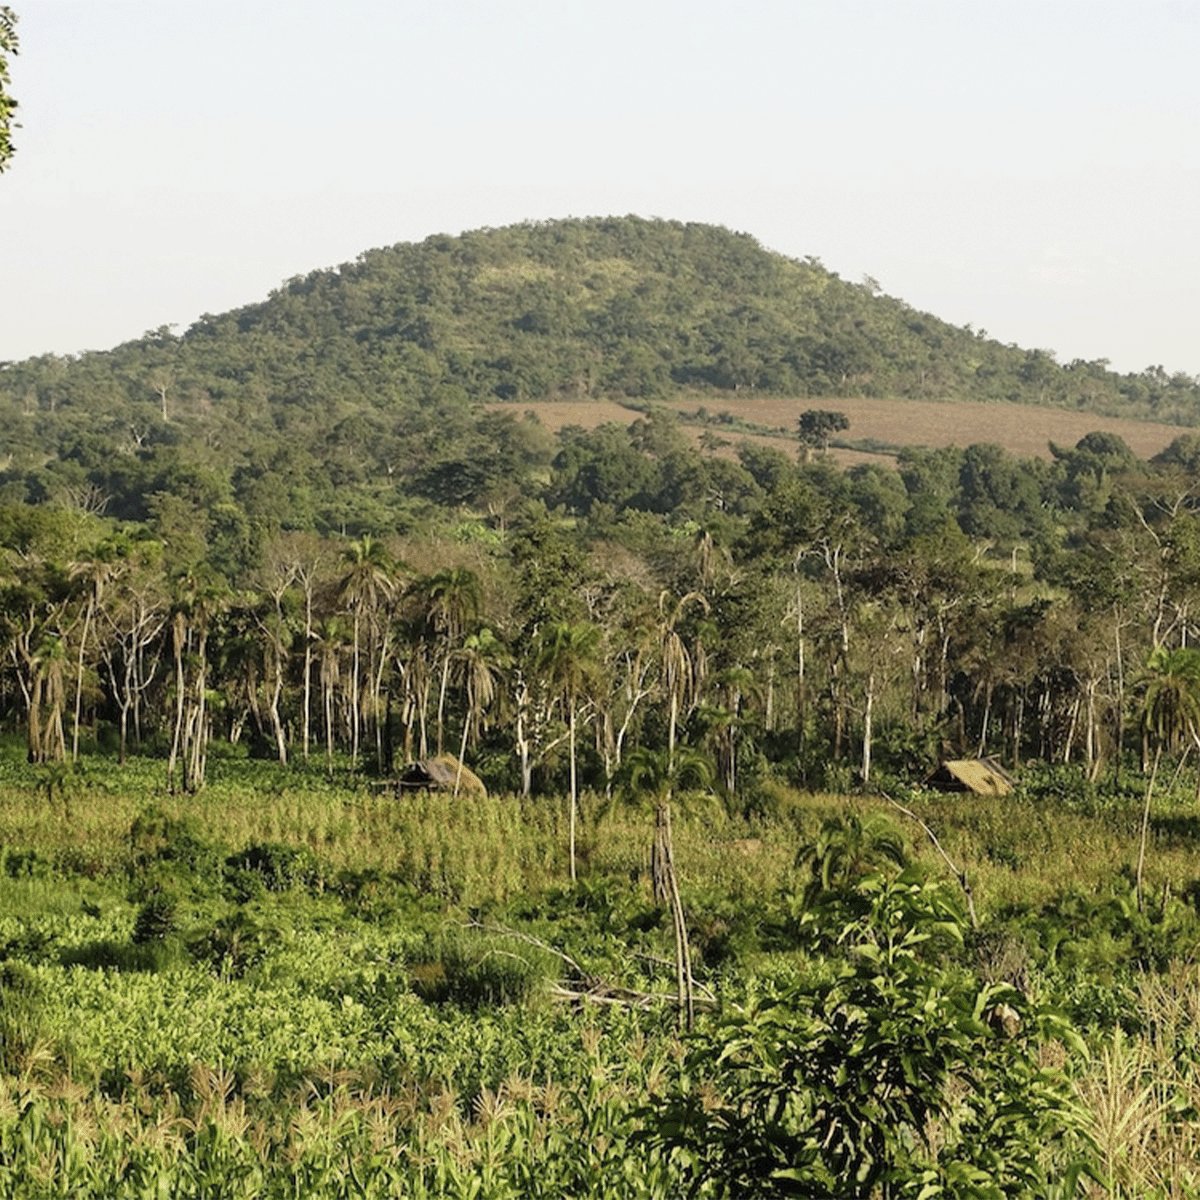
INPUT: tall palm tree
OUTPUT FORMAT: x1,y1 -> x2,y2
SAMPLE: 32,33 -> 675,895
657,591 -> 710,772
338,536 -> 396,770
313,614 -> 349,777
29,633 -> 69,764
1136,645 -> 1200,908
536,619 -> 603,882
412,568 -> 482,756
452,626 -> 510,794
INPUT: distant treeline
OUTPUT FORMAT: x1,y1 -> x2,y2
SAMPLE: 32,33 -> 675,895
6,402 -> 1200,801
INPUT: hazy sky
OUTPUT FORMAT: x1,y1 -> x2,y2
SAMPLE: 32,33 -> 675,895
2,0 -> 1197,375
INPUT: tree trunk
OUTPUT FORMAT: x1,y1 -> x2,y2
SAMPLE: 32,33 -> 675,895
568,700 -> 578,883
72,594 -> 94,763
861,671 -> 874,783
652,803 -> 694,1031
1136,746 -> 1162,913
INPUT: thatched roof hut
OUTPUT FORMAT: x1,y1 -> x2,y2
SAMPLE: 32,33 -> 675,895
396,754 -> 487,798
923,757 -> 1015,796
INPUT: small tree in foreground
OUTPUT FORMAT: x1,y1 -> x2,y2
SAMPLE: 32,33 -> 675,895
649,864 -> 1093,1197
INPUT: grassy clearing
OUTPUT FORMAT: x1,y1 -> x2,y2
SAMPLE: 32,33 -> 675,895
3,757 -> 1200,1193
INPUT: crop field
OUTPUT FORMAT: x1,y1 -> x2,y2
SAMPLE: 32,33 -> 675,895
489,395 -> 1189,467
4,749 -> 1200,1195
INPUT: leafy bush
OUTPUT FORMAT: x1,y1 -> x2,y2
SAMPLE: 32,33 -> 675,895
224,842 -> 322,896
1017,877 -> 1200,979
410,929 -> 556,1008
128,808 -> 222,880
0,847 -> 53,879
0,960 -> 46,1073
188,910 -> 282,979
132,891 -> 179,944
649,870 -> 1093,1197
1020,760 -> 1103,812
783,813 -> 915,946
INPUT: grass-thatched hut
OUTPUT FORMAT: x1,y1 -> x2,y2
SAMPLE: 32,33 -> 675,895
396,754 -> 487,798
923,757 -> 1015,796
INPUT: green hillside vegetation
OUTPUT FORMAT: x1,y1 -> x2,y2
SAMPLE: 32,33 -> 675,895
2,217 -> 1198,547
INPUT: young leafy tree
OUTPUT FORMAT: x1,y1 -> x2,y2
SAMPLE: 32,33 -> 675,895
651,862 -> 1090,1196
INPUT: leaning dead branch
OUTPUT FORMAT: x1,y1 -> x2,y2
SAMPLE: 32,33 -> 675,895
875,787 -> 980,931
461,918 -> 718,1011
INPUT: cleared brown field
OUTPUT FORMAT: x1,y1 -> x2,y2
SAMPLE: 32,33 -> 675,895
489,395 -> 1191,467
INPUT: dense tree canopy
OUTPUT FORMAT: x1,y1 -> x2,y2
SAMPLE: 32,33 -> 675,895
3,398 -> 1200,803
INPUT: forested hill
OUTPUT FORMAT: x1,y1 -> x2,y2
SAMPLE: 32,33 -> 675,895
5,216 -> 1199,423
2,215 -> 1198,551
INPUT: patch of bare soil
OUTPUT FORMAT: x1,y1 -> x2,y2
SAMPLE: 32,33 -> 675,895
488,395 -> 1188,466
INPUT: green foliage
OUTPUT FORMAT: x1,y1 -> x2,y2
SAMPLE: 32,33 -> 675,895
1020,761 -> 1103,813
0,960 -> 44,1075
410,928 -> 556,1009
1012,878 -> 1200,982
131,889 -> 179,944
2,216 -> 1196,559
7,764 -> 1200,1191
796,409 -> 850,456
0,6 -> 15,173
224,842 -> 322,896
187,909 -> 282,979
128,807 -> 222,881
651,870 -> 1092,1198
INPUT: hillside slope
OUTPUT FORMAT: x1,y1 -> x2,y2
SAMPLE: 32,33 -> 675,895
3,216 -> 1197,427
1,216 -> 1197,544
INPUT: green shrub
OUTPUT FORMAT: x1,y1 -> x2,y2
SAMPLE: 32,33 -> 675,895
410,929 -> 556,1008
0,847 -> 53,879
224,842 -> 322,894
128,807 -> 221,879
188,910 -> 282,979
649,870 -> 1094,1197
1020,760 -> 1103,812
0,960 -> 46,1073
132,891 -> 179,944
